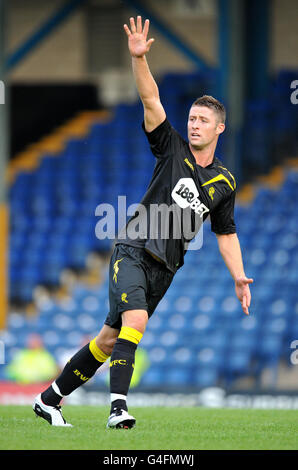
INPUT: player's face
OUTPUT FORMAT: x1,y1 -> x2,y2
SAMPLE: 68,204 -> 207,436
187,106 -> 225,150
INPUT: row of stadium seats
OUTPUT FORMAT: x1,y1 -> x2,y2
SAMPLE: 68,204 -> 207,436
3,164 -> 298,385
8,70 -> 298,304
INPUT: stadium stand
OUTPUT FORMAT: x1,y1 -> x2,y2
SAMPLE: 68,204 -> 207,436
2,70 -> 298,390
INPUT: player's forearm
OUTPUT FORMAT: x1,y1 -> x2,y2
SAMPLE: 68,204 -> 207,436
132,56 -> 160,106
216,233 -> 246,281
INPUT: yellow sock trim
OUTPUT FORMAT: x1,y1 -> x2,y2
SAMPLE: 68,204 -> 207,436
89,338 -> 110,363
118,326 -> 143,345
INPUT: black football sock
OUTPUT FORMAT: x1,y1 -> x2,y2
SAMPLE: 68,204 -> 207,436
109,326 -> 143,413
41,338 -> 109,406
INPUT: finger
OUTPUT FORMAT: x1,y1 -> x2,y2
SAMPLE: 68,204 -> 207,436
136,15 -> 142,34
130,17 -> 136,33
243,285 -> 251,307
245,278 -> 254,284
123,24 -> 131,37
242,296 -> 249,315
143,18 -> 150,39
243,305 -> 249,315
247,291 -> 251,307
146,38 -> 155,50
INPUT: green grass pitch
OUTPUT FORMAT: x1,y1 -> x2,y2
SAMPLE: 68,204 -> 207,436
0,405 -> 297,450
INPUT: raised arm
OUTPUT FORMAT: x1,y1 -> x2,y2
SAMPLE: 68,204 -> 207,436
124,16 -> 166,132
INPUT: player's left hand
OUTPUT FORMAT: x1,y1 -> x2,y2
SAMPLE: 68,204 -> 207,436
235,276 -> 253,315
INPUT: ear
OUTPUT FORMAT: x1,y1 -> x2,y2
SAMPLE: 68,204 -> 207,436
216,122 -> 225,135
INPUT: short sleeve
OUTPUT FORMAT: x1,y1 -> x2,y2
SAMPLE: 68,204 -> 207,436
142,118 -> 175,159
210,191 -> 237,235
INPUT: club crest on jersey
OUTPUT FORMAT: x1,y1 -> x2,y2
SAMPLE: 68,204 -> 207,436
171,178 -> 209,218
208,186 -> 215,200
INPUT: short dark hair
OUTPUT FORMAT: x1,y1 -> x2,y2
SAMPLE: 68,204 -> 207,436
191,95 -> 226,124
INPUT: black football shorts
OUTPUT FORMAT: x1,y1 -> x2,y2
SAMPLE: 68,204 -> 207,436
104,244 -> 175,330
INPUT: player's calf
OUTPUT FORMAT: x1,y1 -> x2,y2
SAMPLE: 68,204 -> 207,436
40,338 -> 110,407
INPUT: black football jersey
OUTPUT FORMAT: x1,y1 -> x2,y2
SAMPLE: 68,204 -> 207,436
117,118 -> 236,273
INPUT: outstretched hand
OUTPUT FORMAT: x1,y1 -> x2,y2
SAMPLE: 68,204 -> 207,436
124,16 -> 155,58
235,277 -> 254,315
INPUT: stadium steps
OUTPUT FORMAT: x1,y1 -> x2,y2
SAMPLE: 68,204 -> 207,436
237,159 -> 298,205
7,110 -> 110,185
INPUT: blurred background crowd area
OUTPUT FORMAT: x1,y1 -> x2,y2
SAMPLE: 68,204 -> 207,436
0,0 -> 298,397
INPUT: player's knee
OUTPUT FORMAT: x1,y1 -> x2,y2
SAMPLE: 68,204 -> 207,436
95,330 -> 118,357
127,320 -> 147,335
122,309 -> 148,335
96,336 -> 116,356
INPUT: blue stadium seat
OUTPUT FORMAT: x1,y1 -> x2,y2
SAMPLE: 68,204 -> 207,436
193,366 -> 218,388
164,366 -> 192,386
195,346 -> 223,372
224,351 -> 252,382
258,334 -> 283,366
228,332 -> 257,355
141,367 -> 165,387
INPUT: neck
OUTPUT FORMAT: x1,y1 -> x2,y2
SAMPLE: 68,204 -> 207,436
189,141 -> 216,167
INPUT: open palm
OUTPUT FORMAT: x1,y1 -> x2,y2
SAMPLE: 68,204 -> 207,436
124,16 -> 155,58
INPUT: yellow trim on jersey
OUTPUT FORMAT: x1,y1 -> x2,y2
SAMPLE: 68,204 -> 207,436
118,326 -> 143,345
184,158 -> 194,172
89,338 -> 110,362
201,173 -> 235,191
218,166 -> 236,189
